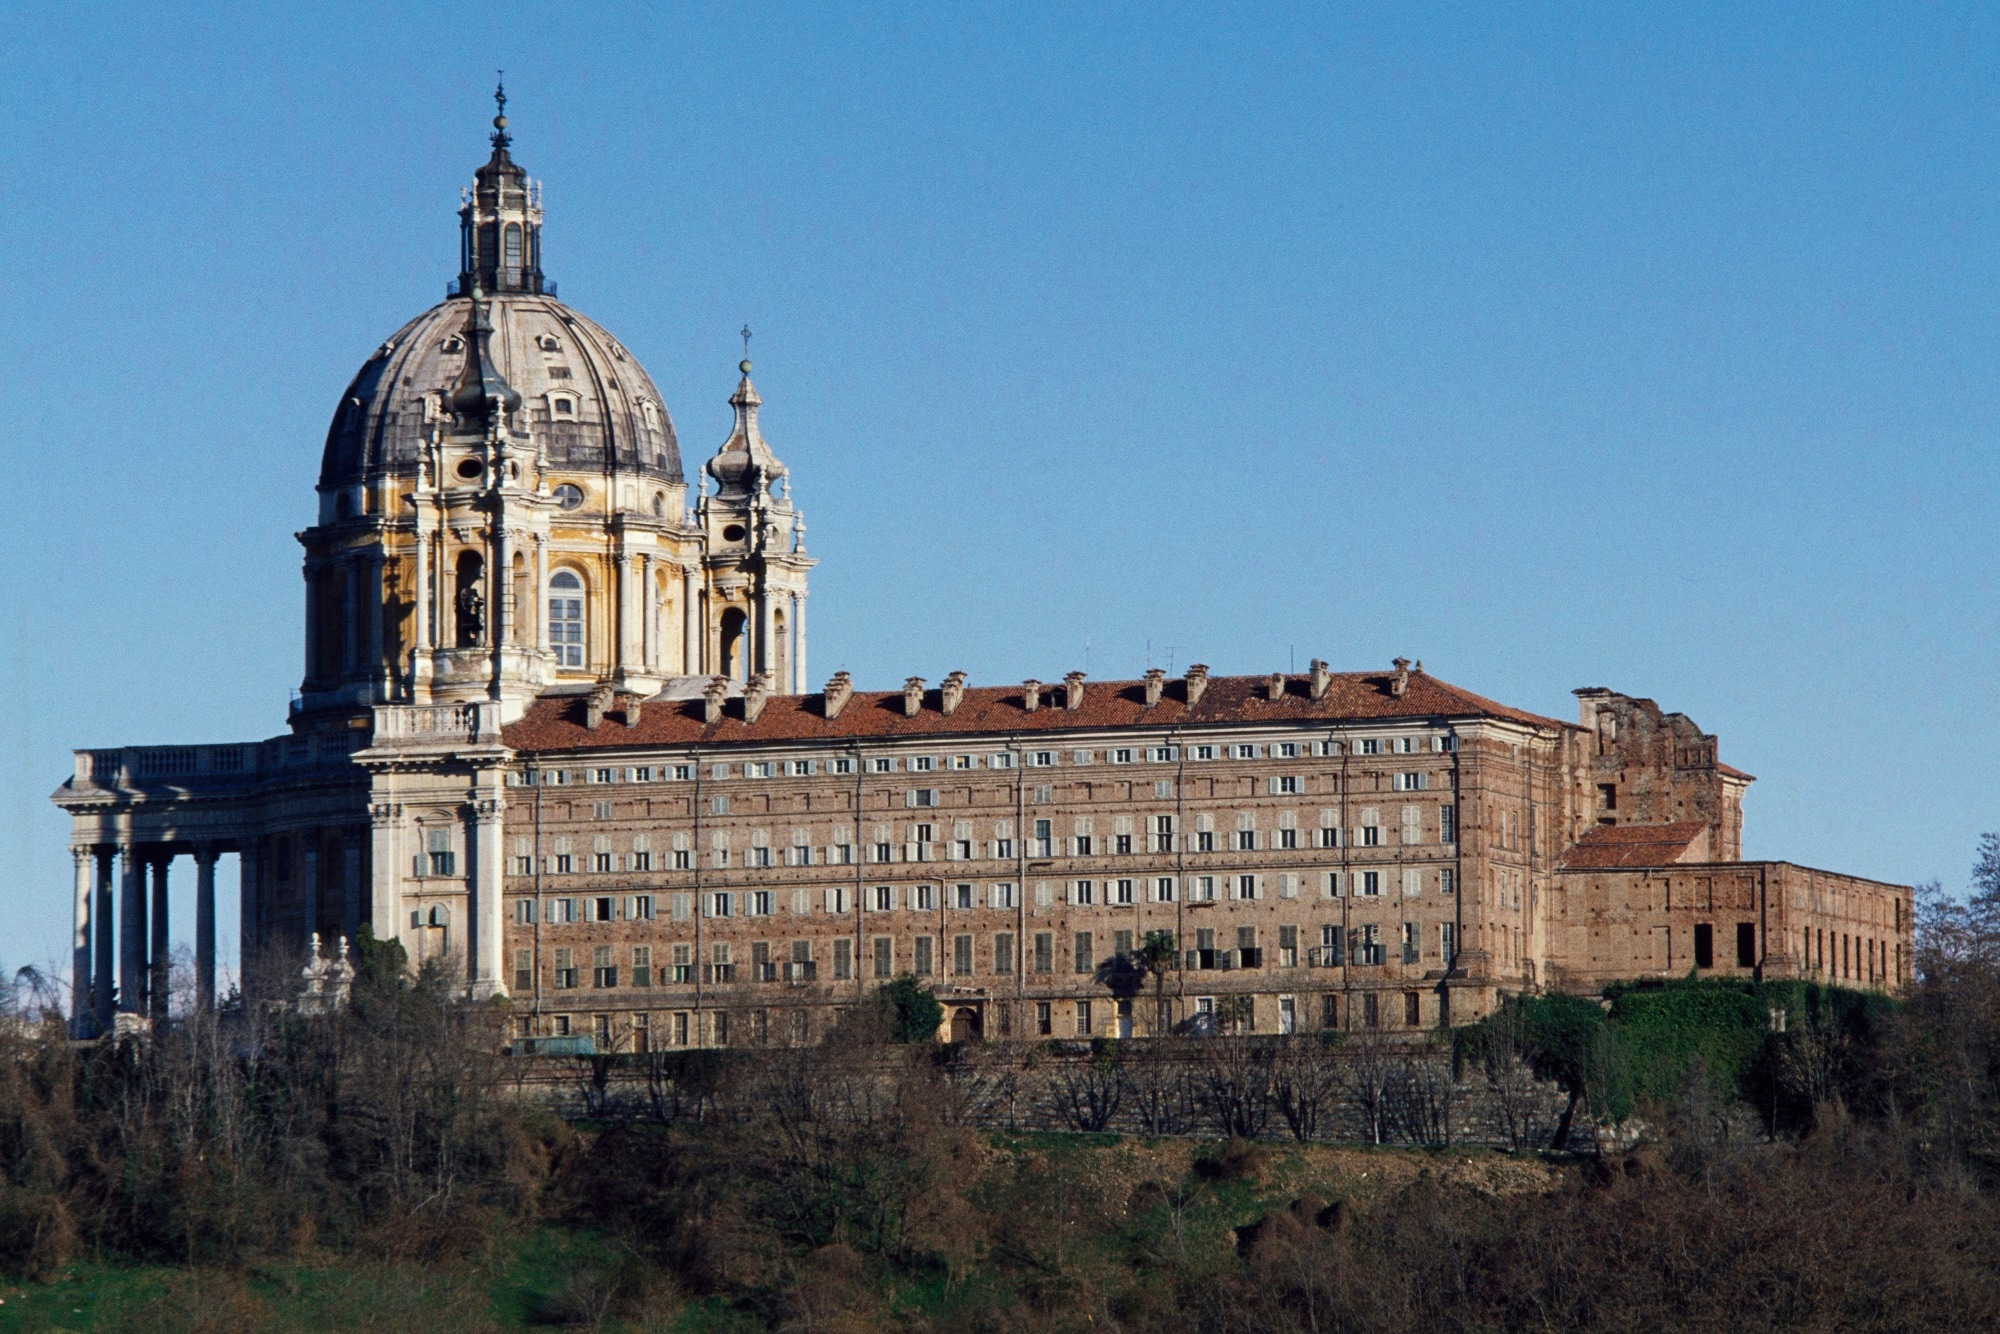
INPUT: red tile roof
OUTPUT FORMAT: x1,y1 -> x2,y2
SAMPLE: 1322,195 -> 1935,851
1560,822 -> 1710,870
500,669 -> 1572,755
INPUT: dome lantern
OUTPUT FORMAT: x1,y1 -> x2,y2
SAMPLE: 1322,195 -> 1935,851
456,79 -> 548,298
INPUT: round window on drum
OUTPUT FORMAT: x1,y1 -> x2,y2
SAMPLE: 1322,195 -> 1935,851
549,570 -> 585,668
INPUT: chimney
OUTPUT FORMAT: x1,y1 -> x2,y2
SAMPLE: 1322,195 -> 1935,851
1184,663 -> 1209,707
1143,668 -> 1165,707
744,673 -> 772,723
1265,673 -> 1286,702
824,671 -> 853,719
1308,659 -> 1331,700
1063,671 -> 1086,711
903,677 -> 926,717
1391,658 -> 1411,698
623,695 -> 643,727
702,676 -> 729,724
1023,679 -> 1042,712
585,681 -> 615,729
940,670 -> 967,716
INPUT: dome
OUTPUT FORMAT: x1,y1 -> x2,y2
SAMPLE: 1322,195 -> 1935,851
319,294 -> 683,489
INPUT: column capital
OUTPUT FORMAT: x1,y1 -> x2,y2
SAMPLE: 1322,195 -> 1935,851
473,797 -> 505,821
71,845 -> 92,865
370,801 -> 402,828
192,843 -> 219,867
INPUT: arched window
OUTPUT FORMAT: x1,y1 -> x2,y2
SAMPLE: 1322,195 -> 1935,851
504,223 -> 523,275
719,607 -> 748,680
550,570 -> 585,668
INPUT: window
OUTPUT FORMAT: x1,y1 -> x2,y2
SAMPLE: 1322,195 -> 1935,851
514,899 -> 536,925
1154,815 -> 1174,852
1361,871 -> 1380,897
872,885 -> 893,912
912,755 -> 936,772
1278,829 -> 1299,849
632,850 -> 651,872
1395,772 -> 1425,791
1111,748 -> 1133,764
1035,1001 -> 1053,1036
673,849 -> 691,870
1194,875 -> 1216,902
1440,868 -> 1455,896
1075,750 -> 1095,765
1359,738 -> 1381,756
1155,876 -> 1176,902
1114,878 -> 1135,905
914,884 -> 936,911
593,946 -> 618,988
745,761 -> 774,779
553,947 -> 577,989
1034,784 -> 1053,804
833,757 -> 855,775
955,882 -> 975,910
553,898 -> 576,923
513,949 -> 533,992
914,936 -> 934,977
1401,922 -> 1419,964
631,946 -> 652,988
952,755 -> 974,770
1075,1000 -> 1093,1036
1359,925 -> 1384,965
833,938 -> 853,980
1360,824 -> 1381,847
1277,742 -> 1299,758
909,788 -> 938,808
1319,924 -> 1343,966
1236,874 -> 1257,901
515,855 -> 533,875
995,932 -> 1015,975
709,892 -> 732,918
593,852 -> 613,873
749,847 -> 773,868
1275,775 -> 1299,795
1148,746 -> 1177,763
748,891 -> 772,916
1441,806 -> 1456,843
1736,922 -> 1756,969
1115,833 -> 1132,855
1316,828 -> 1339,849
552,482 -> 584,510
1072,932 -> 1096,974
1279,924 -> 1298,968
953,934 -> 973,976
1233,744 -> 1257,759
1440,923 -> 1455,963
870,757 -> 894,774
1074,880 -> 1095,905
549,570 -> 585,667
1033,932 -> 1054,974
1196,830 -> 1215,853
990,752 -> 1015,769
1404,992 -> 1421,1026
991,882 -> 1018,909
872,937 -> 893,978
1236,829 -> 1256,851
1694,923 -> 1714,969
1033,819 -> 1053,857
423,829 -> 455,877
1030,751 -> 1055,767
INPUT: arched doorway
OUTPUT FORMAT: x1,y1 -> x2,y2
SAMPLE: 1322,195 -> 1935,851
949,1007 -> 981,1043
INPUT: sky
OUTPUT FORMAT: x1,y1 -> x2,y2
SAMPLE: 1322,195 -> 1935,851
0,3 -> 1995,995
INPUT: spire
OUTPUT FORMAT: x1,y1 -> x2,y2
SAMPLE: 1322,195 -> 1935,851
447,297 -> 522,432
704,348 -> 787,501
455,81 -> 548,297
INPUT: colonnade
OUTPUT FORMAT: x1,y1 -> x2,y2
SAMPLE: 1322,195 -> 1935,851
69,843 -> 228,1035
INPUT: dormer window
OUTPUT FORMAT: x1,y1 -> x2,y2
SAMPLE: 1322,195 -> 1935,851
441,334 -> 465,355
549,392 -> 578,419
536,333 -> 562,353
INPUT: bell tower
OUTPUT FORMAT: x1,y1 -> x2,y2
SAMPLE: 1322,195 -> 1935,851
697,351 -> 814,693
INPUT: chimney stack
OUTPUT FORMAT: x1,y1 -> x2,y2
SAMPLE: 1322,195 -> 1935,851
745,673 -> 773,723
702,676 -> 729,724
1308,659 -> 1331,700
585,681 -> 615,729
624,694 -> 643,727
1265,672 -> 1286,702
1143,667 -> 1165,707
1184,664 -> 1210,707
940,670 -> 967,716
824,671 -> 853,719
902,677 -> 926,717
1063,671 -> 1086,711
1391,658 -> 1411,698
1023,679 -> 1042,712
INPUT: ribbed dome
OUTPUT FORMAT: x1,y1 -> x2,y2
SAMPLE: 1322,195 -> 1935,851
319,294 -> 683,489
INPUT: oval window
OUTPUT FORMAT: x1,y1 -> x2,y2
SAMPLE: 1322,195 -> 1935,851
722,524 -> 747,542
553,483 -> 585,511
455,458 -> 483,481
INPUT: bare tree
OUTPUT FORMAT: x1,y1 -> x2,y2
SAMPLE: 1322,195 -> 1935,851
1271,1033 -> 1344,1142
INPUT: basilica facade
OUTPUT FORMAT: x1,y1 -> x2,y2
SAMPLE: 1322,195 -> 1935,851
52,103 -> 1909,1045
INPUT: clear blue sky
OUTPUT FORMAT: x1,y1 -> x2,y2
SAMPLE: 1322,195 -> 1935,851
1,4 -> 1995,991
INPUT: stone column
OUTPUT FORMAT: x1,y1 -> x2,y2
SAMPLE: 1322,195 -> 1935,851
470,794 -> 506,996
118,844 -> 144,1015
682,566 -> 701,674
412,513 -> 432,655
302,559 -> 319,687
793,591 -> 807,694
533,534 -> 549,655
194,846 -> 217,1011
370,803 -> 404,957
366,552 -> 385,689
756,588 -> 773,678
93,849 -> 114,1027
489,521 -> 509,695
615,551 -> 639,675
343,559 -> 360,674
149,856 -> 170,1020
639,555 -> 654,670
238,841 -> 261,990
343,841 -> 362,941
70,846 -> 92,1036
303,845 -> 320,946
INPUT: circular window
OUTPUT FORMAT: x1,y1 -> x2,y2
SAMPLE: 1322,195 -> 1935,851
553,484 -> 585,511
722,523 -> 747,542
455,458 -> 483,481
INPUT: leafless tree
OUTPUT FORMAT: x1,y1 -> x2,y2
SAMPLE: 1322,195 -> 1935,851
1271,1033 -> 1344,1142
